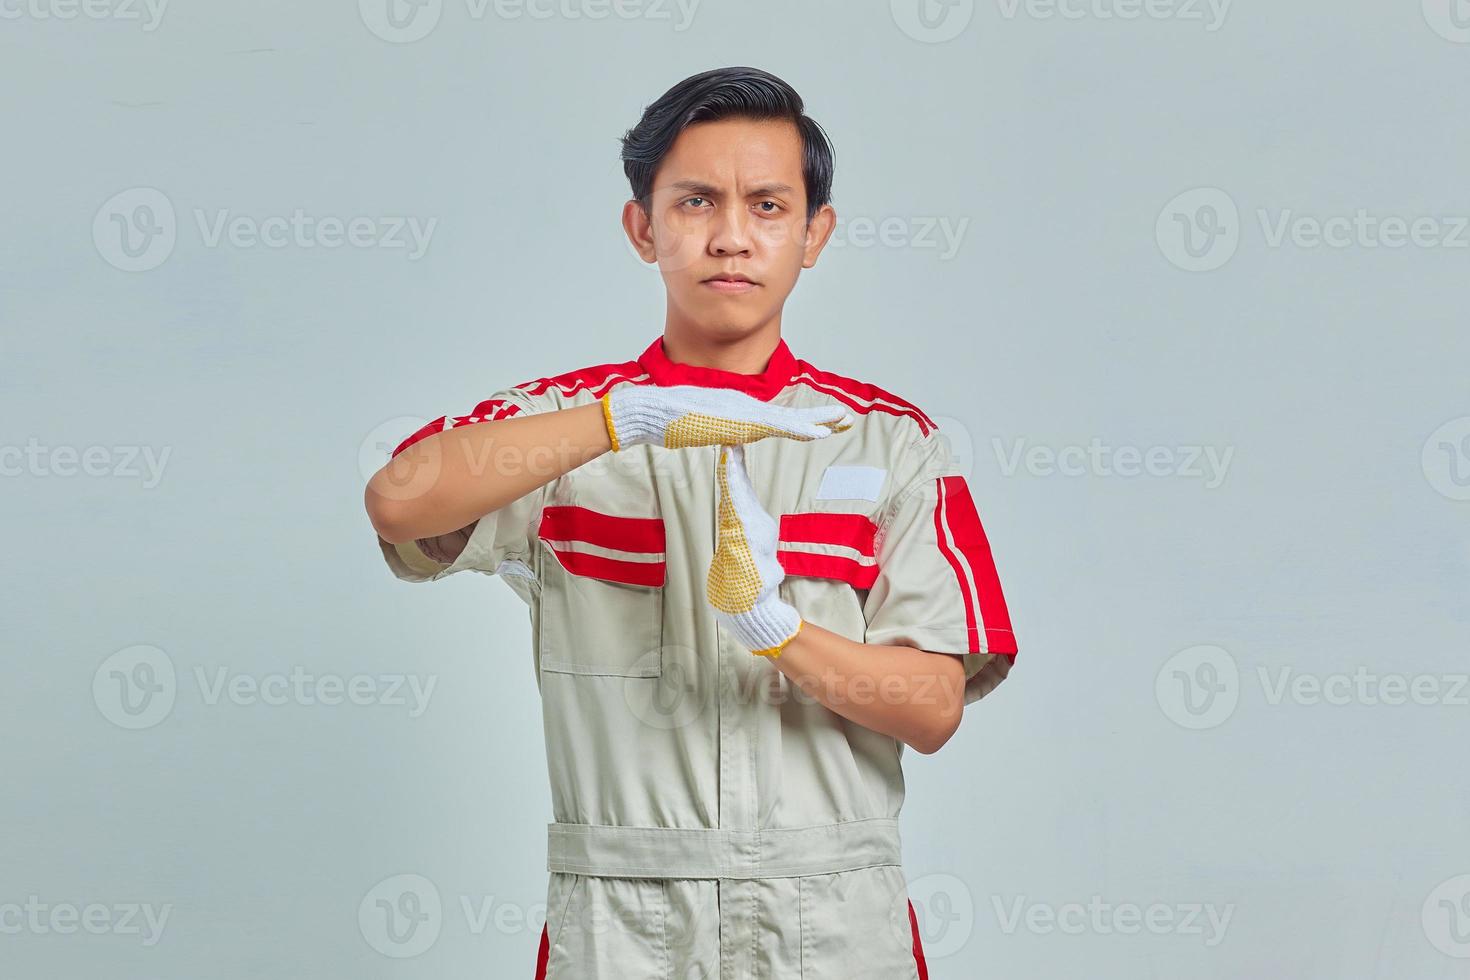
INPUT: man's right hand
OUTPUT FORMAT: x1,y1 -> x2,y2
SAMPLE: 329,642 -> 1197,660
602,384 -> 853,451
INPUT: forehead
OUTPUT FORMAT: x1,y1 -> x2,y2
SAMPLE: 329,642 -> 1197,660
652,116 -> 805,195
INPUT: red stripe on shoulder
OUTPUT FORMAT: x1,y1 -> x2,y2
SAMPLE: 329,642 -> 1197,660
468,397 -> 525,421
390,418 -> 447,458
389,398 -> 525,457
790,361 -> 938,436
518,359 -> 650,400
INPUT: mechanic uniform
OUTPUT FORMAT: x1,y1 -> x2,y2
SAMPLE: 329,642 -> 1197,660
377,335 -> 1019,980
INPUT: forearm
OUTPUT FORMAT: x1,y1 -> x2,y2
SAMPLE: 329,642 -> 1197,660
367,401 -> 611,544
773,622 -> 966,755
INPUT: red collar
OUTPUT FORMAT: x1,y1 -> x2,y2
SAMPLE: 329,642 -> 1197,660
636,335 -> 799,402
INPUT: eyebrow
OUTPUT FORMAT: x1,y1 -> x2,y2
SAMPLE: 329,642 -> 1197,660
666,179 -> 796,198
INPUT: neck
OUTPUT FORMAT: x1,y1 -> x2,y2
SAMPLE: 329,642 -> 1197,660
661,314 -> 784,375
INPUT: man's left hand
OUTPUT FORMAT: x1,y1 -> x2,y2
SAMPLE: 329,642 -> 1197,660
705,443 -> 804,657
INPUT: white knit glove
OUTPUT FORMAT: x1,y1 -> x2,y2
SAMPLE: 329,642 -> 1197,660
706,444 -> 804,657
602,384 -> 852,451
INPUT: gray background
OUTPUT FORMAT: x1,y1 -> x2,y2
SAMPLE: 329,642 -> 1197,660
3,0 -> 1467,977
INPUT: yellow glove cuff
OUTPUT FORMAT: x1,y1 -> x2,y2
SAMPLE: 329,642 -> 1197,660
600,393 -> 622,452
750,618 -> 804,659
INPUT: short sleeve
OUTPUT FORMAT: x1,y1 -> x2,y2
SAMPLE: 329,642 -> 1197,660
862,429 -> 1019,705
375,386 -> 548,588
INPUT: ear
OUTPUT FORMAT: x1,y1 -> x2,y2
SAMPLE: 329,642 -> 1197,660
622,198 -> 658,264
800,203 -> 838,270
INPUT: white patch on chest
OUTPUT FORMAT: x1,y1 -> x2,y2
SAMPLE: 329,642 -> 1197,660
813,465 -> 887,502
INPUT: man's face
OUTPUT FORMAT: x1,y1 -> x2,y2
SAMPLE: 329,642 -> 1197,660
623,116 -> 835,341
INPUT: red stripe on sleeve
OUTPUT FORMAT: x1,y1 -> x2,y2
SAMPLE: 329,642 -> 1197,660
472,397 -> 523,421
390,418 -> 447,458
390,399 -> 524,458
939,475 -> 1017,658
931,476 -> 981,652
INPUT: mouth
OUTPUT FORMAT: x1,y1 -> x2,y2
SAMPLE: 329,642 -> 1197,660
702,274 -> 758,294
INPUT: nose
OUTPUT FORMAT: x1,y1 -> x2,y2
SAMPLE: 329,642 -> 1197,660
707,203 -> 752,257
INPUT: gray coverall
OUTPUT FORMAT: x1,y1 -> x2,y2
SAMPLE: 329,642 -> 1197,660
378,335 -> 1019,979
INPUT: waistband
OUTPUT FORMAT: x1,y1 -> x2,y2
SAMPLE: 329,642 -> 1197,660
546,817 -> 903,879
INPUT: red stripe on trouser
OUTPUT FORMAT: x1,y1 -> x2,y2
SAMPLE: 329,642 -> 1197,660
777,512 -> 879,556
938,475 -> 1017,657
776,550 -> 879,588
538,506 -> 666,553
534,923 -> 549,979
908,899 -> 929,980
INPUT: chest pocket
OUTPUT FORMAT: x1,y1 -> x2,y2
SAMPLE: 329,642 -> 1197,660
536,504 -> 665,678
775,511 -> 878,643
775,512 -> 880,587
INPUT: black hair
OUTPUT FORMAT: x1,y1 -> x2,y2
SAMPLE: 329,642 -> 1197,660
619,66 -> 835,225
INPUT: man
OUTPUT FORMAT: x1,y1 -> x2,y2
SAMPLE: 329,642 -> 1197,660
365,66 -> 1018,980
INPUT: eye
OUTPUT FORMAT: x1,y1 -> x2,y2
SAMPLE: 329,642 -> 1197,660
755,200 -> 781,214
682,196 -> 711,209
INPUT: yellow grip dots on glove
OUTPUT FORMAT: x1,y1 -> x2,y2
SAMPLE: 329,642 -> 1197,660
704,444 -> 803,657
707,446 -> 765,615
667,413 -> 850,450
